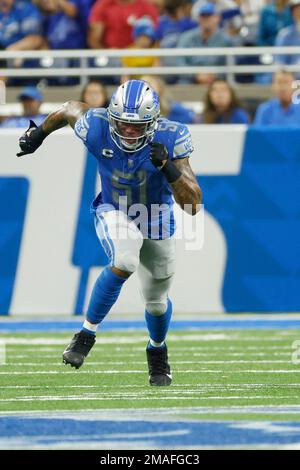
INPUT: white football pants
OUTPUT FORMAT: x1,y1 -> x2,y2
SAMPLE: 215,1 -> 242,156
95,210 -> 176,316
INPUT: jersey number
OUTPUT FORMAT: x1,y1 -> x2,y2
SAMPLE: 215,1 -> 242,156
111,169 -> 147,206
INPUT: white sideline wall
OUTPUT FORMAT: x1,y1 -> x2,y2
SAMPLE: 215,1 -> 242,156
0,126 -> 247,315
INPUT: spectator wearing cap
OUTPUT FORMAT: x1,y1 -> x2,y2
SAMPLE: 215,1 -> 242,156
192,1 -> 245,45
275,0 -> 300,77
192,1 -> 241,22
1,87 -> 46,128
258,0 -> 292,46
0,0 -> 43,51
253,70 -> 300,126
193,1 -> 264,46
177,2 -> 234,85
121,17 -> 159,81
88,0 -> 158,49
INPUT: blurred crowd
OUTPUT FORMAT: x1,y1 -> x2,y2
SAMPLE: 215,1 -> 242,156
1,0 -> 300,86
1,0 -> 300,127
2,69 -> 300,127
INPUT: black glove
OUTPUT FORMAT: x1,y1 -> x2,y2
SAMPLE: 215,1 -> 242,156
17,120 -> 47,157
149,142 -> 182,183
149,142 -> 168,170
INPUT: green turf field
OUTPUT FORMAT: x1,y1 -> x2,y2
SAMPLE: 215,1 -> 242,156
1,328 -> 300,421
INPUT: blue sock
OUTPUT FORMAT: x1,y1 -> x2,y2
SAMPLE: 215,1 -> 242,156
145,298 -> 172,349
82,267 -> 127,332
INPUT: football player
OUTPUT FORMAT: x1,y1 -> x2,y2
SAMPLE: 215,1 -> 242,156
17,79 -> 202,386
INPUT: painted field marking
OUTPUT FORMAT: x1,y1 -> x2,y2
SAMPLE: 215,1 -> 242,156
2,360 -> 294,367
1,405 -> 300,416
1,410 -> 300,449
1,395 -> 300,403
1,368 -> 300,375
230,422 -> 300,434
2,383 -> 300,390
1,392 -> 300,399
5,344 -> 297,351
2,334 -> 300,346
6,352 -> 294,359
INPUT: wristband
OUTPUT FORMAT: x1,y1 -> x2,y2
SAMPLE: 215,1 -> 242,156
161,160 -> 182,183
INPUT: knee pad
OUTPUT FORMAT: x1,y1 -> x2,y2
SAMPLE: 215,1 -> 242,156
114,249 -> 140,274
111,222 -> 143,274
98,211 -> 144,274
146,301 -> 168,316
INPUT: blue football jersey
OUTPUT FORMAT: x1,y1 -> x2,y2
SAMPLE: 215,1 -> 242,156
74,108 -> 194,239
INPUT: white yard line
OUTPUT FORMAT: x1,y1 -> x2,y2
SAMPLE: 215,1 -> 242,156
6,345 -> 295,350
7,352 -> 294,359
2,360 -> 293,366
1,369 -> 300,375
2,383 -> 300,390
0,395 -> 299,402
0,370 -> 146,375
2,334 -> 298,345
1,405 -> 300,418
1,392 -> 299,399
0,365 -> 300,375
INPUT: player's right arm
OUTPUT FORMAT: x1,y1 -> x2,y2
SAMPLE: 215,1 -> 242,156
17,101 -> 89,157
42,100 -> 89,133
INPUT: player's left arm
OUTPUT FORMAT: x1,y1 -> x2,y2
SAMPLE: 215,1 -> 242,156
150,143 -> 202,216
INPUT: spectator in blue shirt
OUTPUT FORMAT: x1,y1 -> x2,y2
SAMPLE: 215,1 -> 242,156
0,0 -> 43,51
36,0 -> 87,85
155,0 -> 198,83
76,0 -> 95,38
141,74 -> 198,124
275,0 -> 300,76
254,70 -> 300,126
37,0 -> 86,49
156,0 -> 198,48
202,79 -> 250,124
177,2 -> 234,85
258,0 -> 292,46
1,86 -> 46,128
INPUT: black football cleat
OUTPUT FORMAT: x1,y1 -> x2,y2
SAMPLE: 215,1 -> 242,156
146,344 -> 172,386
63,331 -> 96,369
